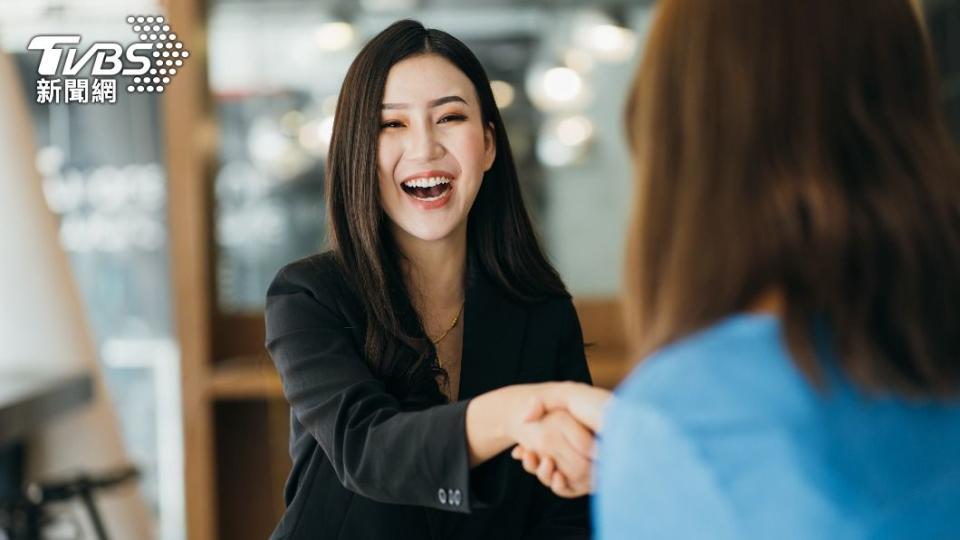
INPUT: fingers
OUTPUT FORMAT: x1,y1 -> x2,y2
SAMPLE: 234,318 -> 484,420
551,470 -> 577,498
522,448 -> 540,475
572,386 -> 613,432
515,410 -> 594,461
511,411 -> 594,495
540,383 -> 613,432
551,470 -> 590,498
536,455 -> 555,487
512,444 -> 541,475
545,412 -> 592,487
512,447 -> 589,498
555,409 -> 597,459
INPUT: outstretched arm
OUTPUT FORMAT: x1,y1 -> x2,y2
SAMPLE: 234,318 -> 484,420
267,261 -> 594,512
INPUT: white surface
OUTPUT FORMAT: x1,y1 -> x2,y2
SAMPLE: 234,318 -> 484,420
0,50 -> 154,539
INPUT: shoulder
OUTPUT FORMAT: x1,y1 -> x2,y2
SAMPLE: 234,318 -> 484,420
615,314 -> 815,424
599,315 -> 861,539
267,250 -> 349,302
265,251 -> 355,340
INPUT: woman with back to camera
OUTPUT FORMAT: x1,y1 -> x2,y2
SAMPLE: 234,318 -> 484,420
576,0 -> 960,537
264,19 -> 601,540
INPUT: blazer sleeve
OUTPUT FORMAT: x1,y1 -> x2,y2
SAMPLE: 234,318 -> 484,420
265,260 -> 489,514
524,299 -> 593,539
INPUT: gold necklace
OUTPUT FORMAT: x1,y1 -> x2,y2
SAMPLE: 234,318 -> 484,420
431,301 -> 465,345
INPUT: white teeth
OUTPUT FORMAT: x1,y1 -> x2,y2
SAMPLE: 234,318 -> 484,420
402,176 -> 451,188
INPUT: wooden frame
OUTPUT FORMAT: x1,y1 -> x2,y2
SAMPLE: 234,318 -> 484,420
163,0 -> 217,538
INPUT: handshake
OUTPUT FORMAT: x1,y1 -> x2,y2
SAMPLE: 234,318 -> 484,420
505,382 -> 613,498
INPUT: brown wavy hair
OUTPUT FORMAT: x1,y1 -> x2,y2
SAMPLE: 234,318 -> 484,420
624,0 -> 960,396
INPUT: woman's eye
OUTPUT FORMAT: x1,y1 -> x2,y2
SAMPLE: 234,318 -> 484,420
380,120 -> 403,129
438,114 -> 466,124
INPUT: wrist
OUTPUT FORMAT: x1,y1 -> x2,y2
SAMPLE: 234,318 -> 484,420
464,389 -> 516,466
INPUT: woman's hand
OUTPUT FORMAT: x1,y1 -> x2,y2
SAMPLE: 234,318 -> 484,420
464,381 -> 611,480
509,382 -> 613,497
510,409 -> 594,497
534,381 -> 613,432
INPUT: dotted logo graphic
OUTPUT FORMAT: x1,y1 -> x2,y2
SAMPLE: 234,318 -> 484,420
124,15 -> 189,94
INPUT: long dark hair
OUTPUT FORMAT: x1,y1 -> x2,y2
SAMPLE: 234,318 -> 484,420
326,19 -> 567,405
624,0 -> 960,396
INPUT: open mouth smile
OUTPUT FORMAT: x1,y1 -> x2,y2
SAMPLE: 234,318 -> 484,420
400,171 -> 456,210
401,175 -> 453,201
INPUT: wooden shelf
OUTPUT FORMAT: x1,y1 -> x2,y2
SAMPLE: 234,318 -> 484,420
206,349 -> 630,401
208,357 -> 283,400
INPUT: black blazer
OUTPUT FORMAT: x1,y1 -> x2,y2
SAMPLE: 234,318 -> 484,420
264,251 -> 592,540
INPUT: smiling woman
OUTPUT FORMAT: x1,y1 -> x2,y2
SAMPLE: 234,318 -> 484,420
263,19 -> 602,540
377,55 -> 494,245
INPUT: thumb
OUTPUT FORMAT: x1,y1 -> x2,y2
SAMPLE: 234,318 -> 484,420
521,396 -> 546,422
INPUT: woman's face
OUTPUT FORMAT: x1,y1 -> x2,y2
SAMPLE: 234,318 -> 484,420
378,54 -> 496,244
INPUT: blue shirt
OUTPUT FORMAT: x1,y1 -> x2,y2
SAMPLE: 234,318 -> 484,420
593,314 -> 960,539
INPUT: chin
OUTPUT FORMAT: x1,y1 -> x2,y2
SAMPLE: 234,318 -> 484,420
395,219 -> 463,244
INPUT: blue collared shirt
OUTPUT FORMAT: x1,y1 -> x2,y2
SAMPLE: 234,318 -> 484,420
593,314 -> 960,539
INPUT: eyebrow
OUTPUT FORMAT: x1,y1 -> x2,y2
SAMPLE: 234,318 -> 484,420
381,95 -> 468,110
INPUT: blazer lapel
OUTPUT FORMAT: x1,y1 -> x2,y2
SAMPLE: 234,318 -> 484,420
457,261 -> 528,400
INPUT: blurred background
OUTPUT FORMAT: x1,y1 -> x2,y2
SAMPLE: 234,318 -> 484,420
0,0 -> 956,539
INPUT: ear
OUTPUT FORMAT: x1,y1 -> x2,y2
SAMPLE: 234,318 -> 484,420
482,121 -> 497,172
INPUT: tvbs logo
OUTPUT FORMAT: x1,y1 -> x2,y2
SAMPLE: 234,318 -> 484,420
27,15 -> 189,104
28,36 -> 153,77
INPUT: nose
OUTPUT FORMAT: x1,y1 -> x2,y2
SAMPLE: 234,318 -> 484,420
407,120 -> 444,161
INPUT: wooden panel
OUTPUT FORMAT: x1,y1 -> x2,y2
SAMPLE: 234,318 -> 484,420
573,298 -> 631,389
585,349 -> 631,390
214,399 -> 290,540
573,298 -> 626,351
213,312 -> 267,364
162,0 -> 217,538
209,355 -> 283,400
